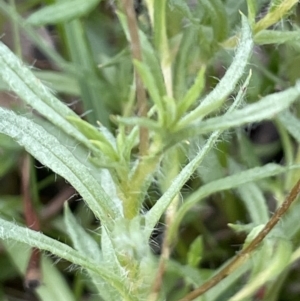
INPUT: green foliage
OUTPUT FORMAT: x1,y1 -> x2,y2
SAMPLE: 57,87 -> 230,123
27,0 -> 102,26
0,0 -> 300,300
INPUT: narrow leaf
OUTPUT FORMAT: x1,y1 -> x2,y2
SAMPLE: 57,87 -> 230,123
177,66 -> 206,116
228,159 -> 269,224
134,60 -> 165,120
64,204 -> 116,300
67,116 -> 118,159
255,30 -> 300,45
0,108 -> 122,224
254,0 -> 298,33
62,18 -> 110,125
201,0 -> 229,42
27,0 -> 101,26
247,0 -> 257,25
187,236 -> 203,267
175,82 -> 300,142
168,164 -> 293,242
230,239 -> 292,301
145,73 -> 251,236
33,70 -> 80,95
64,204 -> 102,263
0,42 -> 101,156
277,110 -> 300,143
177,15 -> 253,127
0,218 -> 127,296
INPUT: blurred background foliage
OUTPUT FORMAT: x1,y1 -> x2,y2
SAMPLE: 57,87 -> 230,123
0,0 -> 300,300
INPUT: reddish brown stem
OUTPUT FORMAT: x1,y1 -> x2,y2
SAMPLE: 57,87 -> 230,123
40,186 -> 75,220
179,178 -> 300,301
121,0 -> 148,155
24,248 -> 42,289
21,154 -> 42,289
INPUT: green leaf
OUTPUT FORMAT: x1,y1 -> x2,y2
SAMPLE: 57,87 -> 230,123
33,70 -> 80,96
64,204 -> 118,301
200,0 -> 229,42
26,0 -> 101,26
64,204 -> 102,263
0,42 -> 101,156
168,0 -> 197,24
62,17 -> 110,125
278,110 -> 300,143
145,131 -> 221,238
230,239 -> 292,301
242,224 -> 265,249
153,0 -> 168,53
177,14 -> 253,127
173,27 -> 199,100
247,0 -> 257,25
0,149 -> 19,178
67,116 -> 118,160
167,260 -> 206,287
0,108 -> 121,225
0,218 -> 127,297
0,2 -> 73,71
177,66 -> 206,116
94,227 -> 124,301
134,60 -> 165,122
168,163 -> 295,242
2,241 -> 76,301
116,12 -> 166,99
228,159 -> 269,224
145,73 -> 250,236
187,236 -> 203,267
175,82 -> 300,142
254,0 -> 298,33
237,131 -> 261,168
254,30 -> 300,45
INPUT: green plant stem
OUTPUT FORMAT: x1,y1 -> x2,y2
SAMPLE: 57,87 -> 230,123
148,148 -> 180,301
122,154 -> 160,219
179,178 -> 300,301
121,0 -> 148,155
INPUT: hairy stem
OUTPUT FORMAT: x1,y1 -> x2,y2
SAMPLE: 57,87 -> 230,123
148,148 -> 180,301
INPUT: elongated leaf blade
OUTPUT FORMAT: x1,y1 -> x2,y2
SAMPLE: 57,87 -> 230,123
178,15 -> 253,127
175,82 -> 300,142
27,0 -> 101,26
168,163 -> 296,241
0,42 -> 101,156
228,158 -> 269,224
64,204 -> 119,300
146,73 -> 251,235
278,110 -> 300,143
255,30 -> 300,45
0,108 -> 122,224
0,218 -> 126,296
64,204 -> 102,263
